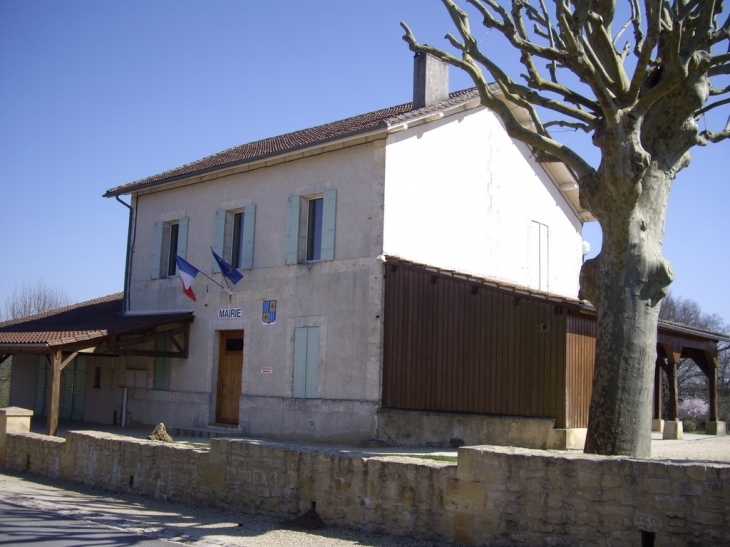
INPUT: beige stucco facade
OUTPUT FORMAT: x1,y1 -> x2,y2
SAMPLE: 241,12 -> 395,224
12,100 -> 587,444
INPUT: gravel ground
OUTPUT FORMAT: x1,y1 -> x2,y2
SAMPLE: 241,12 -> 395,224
0,470 -> 457,547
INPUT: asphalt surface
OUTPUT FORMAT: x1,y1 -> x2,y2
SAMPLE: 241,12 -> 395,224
0,499 -> 178,546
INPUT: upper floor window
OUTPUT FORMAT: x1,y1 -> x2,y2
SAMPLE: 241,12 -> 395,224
306,197 -> 324,261
212,204 -> 256,272
151,217 -> 189,279
285,189 -> 336,265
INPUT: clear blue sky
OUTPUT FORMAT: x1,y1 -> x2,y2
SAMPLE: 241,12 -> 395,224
1,0 -> 728,322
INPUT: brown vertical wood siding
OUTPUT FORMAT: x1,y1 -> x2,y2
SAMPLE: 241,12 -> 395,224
565,312 -> 596,428
382,262 -> 570,427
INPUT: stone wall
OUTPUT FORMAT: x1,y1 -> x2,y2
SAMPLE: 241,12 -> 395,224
3,429 -> 729,546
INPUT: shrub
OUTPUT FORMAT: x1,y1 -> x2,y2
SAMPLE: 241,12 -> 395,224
679,397 -> 709,419
682,419 -> 697,433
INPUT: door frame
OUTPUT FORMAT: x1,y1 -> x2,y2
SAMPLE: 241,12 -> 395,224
215,330 -> 244,425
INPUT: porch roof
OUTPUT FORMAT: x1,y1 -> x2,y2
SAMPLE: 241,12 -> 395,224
0,293 -> 194,355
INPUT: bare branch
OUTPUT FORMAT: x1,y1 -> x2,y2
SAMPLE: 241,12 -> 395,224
699,116 -> 730,143
400,20 -> 595,179
543,119 -> 594,131
628,0 -> 662,103
695,96 -> 730,117
583,11 -> 631,97
709,63 -> 730,76
710,83 -> 730,96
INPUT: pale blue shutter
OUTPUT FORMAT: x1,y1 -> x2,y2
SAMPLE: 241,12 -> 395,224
321,189 -> 336,261
154,338 -> 172,391
34,356 -> 47,415
240,204 -> 256,270
212,210 -> 226,273
177,216 -> 189,260
151,221 -> 164,279
305,327 -> 319,398
285,196 -> 301,265
293,327 -> 308,397
71,355 -> 86,421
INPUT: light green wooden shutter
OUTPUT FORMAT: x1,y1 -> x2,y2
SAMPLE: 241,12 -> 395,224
305,327 -> 319,398
293,327 -> 308,398
34,356 -> 47,415
154,337 -> 172,391
71,355 -> 86,421
293,327 -> 319,398
177,216 -> 189,261
240,204 -> 256,270
60,364 -> 74,420
321,189 -> 336,261
151,221 -> 164,279
212,210 -> 226,273
285,196 -> 301,265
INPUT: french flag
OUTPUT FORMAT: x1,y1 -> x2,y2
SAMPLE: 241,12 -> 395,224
174,254 -> 199,302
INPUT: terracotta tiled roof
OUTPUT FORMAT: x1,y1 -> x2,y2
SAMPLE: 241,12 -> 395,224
657,318 -> 730,341
104,88 -> 482,197
0,294 -> 194,348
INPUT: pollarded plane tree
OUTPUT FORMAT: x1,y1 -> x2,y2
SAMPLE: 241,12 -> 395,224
402,0 -> 730,457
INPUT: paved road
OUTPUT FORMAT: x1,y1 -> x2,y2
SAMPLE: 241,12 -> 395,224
0,471 -> 455,547
0,499 -> 178,546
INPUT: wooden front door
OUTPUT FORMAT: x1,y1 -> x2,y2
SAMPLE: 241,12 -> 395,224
216,330 -> 243,425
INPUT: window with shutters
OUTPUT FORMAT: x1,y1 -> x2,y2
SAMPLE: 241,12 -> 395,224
212,204 -> 256,272
529,221 -> 549,291
285,189 -> 336,265
151,217 -> 189,279
292,326 -> 319,398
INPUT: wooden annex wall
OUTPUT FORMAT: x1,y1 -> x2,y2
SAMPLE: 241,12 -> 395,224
382,261 -> 575,428
565,312 -> 596,428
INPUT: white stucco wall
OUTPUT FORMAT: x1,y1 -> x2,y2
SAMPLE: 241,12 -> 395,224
124,141 -> 387,441
383,107 -> 584,298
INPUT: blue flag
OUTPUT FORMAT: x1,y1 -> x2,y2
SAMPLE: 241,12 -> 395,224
212,249 -> 244,285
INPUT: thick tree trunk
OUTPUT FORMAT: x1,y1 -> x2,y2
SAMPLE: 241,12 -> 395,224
580,160 -> 674,456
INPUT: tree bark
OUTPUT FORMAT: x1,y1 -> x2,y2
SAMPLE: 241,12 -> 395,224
581,152 -> 675,456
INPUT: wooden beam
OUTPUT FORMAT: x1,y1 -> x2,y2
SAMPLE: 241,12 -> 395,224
95,325 -> 190,354
168,334 -> 184,353
0,353 -> 10,366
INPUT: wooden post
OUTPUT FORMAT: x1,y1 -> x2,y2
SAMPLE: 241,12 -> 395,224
44,350 -> 79,437
653,358 -> 663,420
46,350 -> 62,436
705,350 -> 719,422
660,344 -> 680,422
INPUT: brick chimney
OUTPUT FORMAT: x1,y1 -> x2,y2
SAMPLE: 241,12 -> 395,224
413,52 -> 449,109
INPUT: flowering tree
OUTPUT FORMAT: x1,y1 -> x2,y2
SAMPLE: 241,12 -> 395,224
679,397 -> 710,419
402,0 -> 730,456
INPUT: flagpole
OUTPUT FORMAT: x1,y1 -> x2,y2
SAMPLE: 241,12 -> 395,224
196,270 -> 233,295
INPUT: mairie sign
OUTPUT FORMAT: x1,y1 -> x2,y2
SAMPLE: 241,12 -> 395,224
218,308 -> 242,319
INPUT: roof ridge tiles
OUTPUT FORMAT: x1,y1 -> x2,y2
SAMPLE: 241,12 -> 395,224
104,88 -> 481,197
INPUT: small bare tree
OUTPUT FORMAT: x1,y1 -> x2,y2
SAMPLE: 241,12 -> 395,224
402,0 -> 729,455
2,278 -> 73,321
